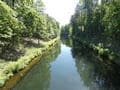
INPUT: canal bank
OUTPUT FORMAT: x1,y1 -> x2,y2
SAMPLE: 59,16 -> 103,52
12,41 -> 120,90
71,37 -> 120,65
0,38 -> 60,90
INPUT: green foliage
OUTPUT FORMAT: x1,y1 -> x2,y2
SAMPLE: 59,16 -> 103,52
34,0 -> 45,12
0,0 -> 59,52
2,0 -> 34,7
69,0 -> 120,57
0,0 -> 59,66
0,0 -> 59,87
0,1 -> 25,47
16,5 -> 59,41
16,6 -> 39,37
61,24 -> 72,38
0,38 -> 58,87
103,1 -> 120,37
33,14 -> 60,41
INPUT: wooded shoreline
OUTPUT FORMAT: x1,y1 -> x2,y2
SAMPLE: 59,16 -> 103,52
0,38 -> 59,90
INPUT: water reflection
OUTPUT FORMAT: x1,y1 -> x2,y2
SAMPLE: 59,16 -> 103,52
61,37 -> 73,47
72,40 -> 120,90
12,42 -> 61,90
13,38 -> 120,90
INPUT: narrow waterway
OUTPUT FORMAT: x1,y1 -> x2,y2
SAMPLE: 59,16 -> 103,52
12,41 -> 120,90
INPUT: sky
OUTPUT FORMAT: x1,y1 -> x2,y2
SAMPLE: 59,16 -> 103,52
43,0 -> 79,26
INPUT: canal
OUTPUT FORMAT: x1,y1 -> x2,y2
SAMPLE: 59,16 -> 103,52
12,40 -> 120,90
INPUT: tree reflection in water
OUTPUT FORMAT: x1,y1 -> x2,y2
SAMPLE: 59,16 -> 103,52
13,42 -> 61,90
13,38 -> 120,90
72,40 -> 120,90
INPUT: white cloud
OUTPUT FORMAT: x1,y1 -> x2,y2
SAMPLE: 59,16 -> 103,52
43,0 -> 79,25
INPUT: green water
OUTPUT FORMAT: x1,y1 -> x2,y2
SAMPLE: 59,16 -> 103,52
12,41 -> 120,90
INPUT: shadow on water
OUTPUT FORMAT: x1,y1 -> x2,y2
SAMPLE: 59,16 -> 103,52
13,38 -> 120,90
71,39 -> 120,90
61,37 -> 73,47
12,42 -> 61,90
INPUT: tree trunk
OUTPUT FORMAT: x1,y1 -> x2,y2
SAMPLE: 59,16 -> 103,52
12,0 -> 15,7
1,46 -> 5,54
38,39 -> 40,45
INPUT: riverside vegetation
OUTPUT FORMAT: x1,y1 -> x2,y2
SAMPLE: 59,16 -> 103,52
0,0 -> 60,87
0,0 -> 120,89
61,0 -> 120,62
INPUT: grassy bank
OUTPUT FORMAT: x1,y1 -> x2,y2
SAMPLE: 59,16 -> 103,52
0,38 -> 59,88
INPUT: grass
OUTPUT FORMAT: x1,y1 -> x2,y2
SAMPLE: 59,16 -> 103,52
0,38 -> 59,87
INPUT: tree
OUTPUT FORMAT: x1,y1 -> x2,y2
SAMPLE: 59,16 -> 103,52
0,0 -> 25,52
2,0 -> 33,7
103,0 -> 120,39
34,0 -> 45,13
